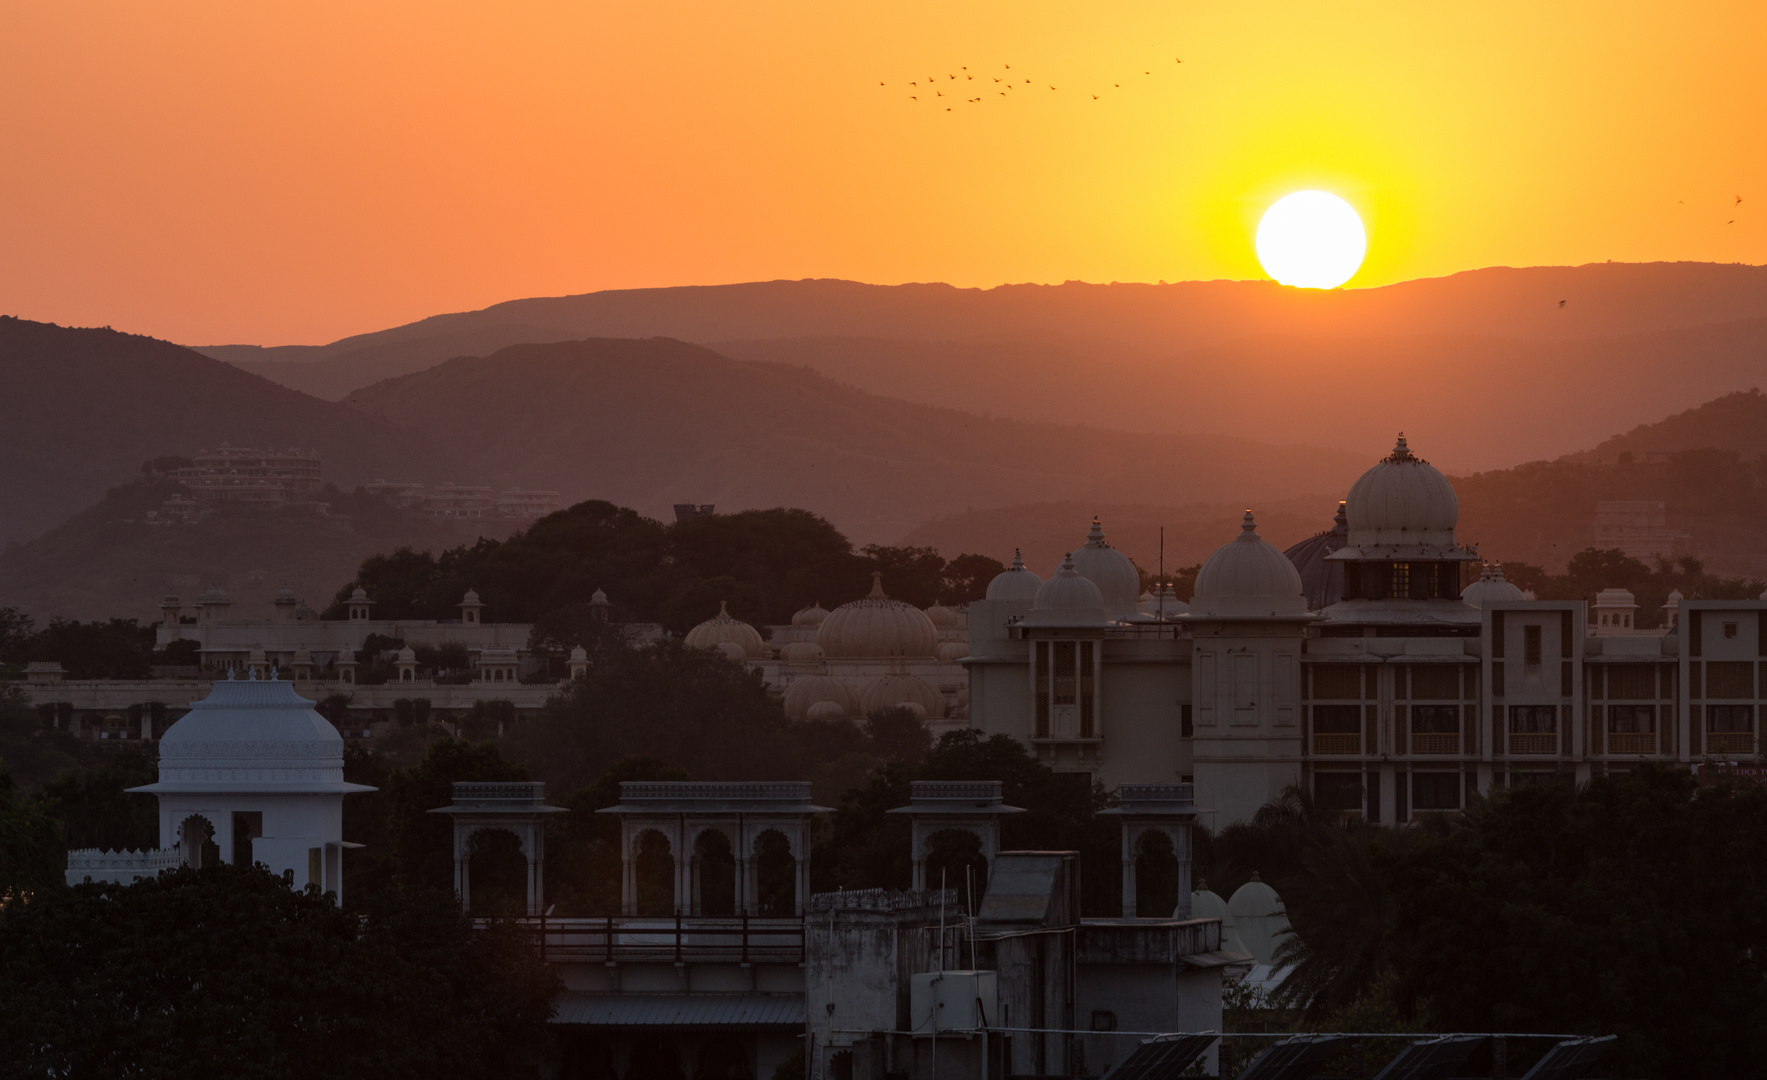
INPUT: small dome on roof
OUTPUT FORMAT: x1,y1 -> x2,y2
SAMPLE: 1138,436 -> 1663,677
792,601 -> 830,626
715,641 -> 747,660
936,640 -> 970,662
924,603 -> 957,628
1228,872 -> 1291,966
396,646 -> 417,662
293,602 -> 319,621
817,575 -> 938,658
590,588 -> 609,607
778,640 -> 827,665
684,601 -> 767,659
1343,435 -> 1460,551
1191,513 -> 1309,618
162,593 -> 180,606
291,648 -> 314,666
1284,501 -> 1350,609
349,587 -> 368,602
806,700 -> 849,722
275,586 -> 296,603
569,645 -> 588,661
783,675 -> 859,721
858,673 -> 944,719
1068,518 -> 1141,615
462,589 -> 481,604
985,549 -> 1044,602
146,677 -> 358,794
200,586 -> 231,605
1021,555 -> 1112,627
1461,564 -> 1525,607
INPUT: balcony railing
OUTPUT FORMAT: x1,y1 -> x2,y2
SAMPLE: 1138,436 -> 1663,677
1507,732 -> 1558,755
1312,733 -> 1360,755
1606,732 -> 1656,755
1409,733 -> 1459,755
1707,732 -> 1756,756
491,914 -> 805,964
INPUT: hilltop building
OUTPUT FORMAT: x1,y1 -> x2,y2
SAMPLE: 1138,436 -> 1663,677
1591,500 -> 1695,563
968,436 -> 1767,826
170,446 -> 324,506
362,480 -> 561,520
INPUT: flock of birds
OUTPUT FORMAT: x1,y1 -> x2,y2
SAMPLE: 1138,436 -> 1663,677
882,58 -> 1184,111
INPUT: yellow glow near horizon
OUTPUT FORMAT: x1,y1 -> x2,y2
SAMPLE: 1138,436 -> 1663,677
1255,192 -> 1368,289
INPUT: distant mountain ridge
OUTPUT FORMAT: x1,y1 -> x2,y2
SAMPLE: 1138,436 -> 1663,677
0,317 -> 453,545
338,337 -> 1372,544
198,263 -> 1767,471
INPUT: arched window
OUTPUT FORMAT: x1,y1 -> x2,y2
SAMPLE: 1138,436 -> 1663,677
694,829 -> 736,917
1135,830 -> 1181,918
177,814 -> 218,869
635,829 -> 675,916
467,827 -> 528,916
753,830 -> 796,917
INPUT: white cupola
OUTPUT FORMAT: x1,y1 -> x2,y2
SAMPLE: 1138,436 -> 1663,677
1189,513 -> 1310,619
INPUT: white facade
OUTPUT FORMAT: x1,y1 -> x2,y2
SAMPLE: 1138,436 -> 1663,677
67,676 -> 375,900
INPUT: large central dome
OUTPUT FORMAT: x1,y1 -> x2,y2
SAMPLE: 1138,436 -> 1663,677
1339,435 -> 1461,555
817,573 -> 939,658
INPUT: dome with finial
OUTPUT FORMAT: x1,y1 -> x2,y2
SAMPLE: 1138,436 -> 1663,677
791,601 -> 830,626
348,587 -> 369,603
274,586 -> 296,605
137,676 -> 373,795
923,602 -> 957,628
1135,584 -> 1190,619
462,589 -> 481,604
1461,564 -> 1525,607
937,640 -> 970,662
778,640 -> 827,665
1191,513 -> 1309,618
1333,434 -> 1463,557
985,549 -> 1044,602
590,588 -> 609,607
1067,517 -> 1142,616
858,673 -> 944,719
782,675 -> 859,721
1228,872 -> 1291,967
817,574 -> 939,659
1021,555 -> 1113,627
684,601 -> 767,659
1283,500 -> 1350,609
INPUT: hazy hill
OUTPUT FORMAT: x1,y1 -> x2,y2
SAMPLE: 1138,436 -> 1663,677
338,337 -> 1370,544
200,263 -> 1767,470
0,317 -> 452,545
906,391 -> 1767,584
0,480 -> 505,622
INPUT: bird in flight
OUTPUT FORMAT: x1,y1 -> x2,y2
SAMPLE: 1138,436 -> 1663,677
1092,94 -> 1098,99
1558,300 -> 1566,308
1738,195 -> 1745,206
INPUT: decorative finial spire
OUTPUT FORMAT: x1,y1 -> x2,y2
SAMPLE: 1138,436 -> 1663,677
1385,433 -> 1421,464
1239,510 -> 1259,537
1059,552 -> 1078,572
716,600 -> 730,618
1088,517 -> 1107,546
1010,548 -> 1025,571
868,571 -> 887,599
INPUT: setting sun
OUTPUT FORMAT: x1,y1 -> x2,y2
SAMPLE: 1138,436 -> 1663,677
1255,191 -> 1368,289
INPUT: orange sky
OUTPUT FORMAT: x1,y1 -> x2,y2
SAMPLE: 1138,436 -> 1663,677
2,1 -> 1763,345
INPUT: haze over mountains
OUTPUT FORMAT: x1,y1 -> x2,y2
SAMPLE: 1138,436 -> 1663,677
200,262 -> 1767,471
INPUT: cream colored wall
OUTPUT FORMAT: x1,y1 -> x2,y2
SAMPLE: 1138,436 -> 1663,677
1189,621 -> 1307,827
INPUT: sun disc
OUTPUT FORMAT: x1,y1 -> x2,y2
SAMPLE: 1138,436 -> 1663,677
1255,191 -> 1366,289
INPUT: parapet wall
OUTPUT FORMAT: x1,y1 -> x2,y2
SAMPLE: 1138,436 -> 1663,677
65,847 -> 180,886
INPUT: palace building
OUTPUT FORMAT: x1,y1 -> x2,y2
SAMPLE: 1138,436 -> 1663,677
968,436 -> 1767,826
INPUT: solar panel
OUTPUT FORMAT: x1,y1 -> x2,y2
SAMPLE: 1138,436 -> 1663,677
1370,1035 -> 1484,1080
1517,1036 -> 1617,1080
1100,1034 -> 1219,1080
1232,1034 -> 1354,1080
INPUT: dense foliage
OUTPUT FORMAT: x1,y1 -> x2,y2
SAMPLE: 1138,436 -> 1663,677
1211,768 -> 1767,1077
1503,548 -> 1763,629
0,864 -> 558,1080
0,606 -> 175,680
322,501 -> 1003,635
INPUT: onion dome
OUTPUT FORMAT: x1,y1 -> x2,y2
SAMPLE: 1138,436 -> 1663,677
817,574 -> 938,659
274,586 -> 296,605
1068,517 -> 1142,615
396,646 -> 417,662
1189,880 -> 1249,953
290,648 -> 314,668
568,645 -> 589,662
1227,872 -> 1291,967
1334,435 -> 1465,558
783,675 -> 859,721
924,603 -> 957,629
1284,500 -> 1349,608
792,601 -> 830,627
778,640 -> 827,665
1021,555 -> 1113,628
348,587 -> 369,603
936,640 -> 970,662
1461,564 -> 1525,607
293,602 -> 319,621
462,589 -> 481,604
132,676 -> 375,795
715,641 -> 747,660
1191,513 -> 1309,619
684,601 -> 767,659
985,549 -> 1044,602
1137,585 -> 1190,618
858,673 -> 944,719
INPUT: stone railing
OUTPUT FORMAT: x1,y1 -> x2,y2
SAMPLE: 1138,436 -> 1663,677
907,780 -> 1004,804
617,781 -> 815,804
66,847 -> 180,886
1117,783 -> 1195,808
450,781 -> 550,805
809,887 -> 960,913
